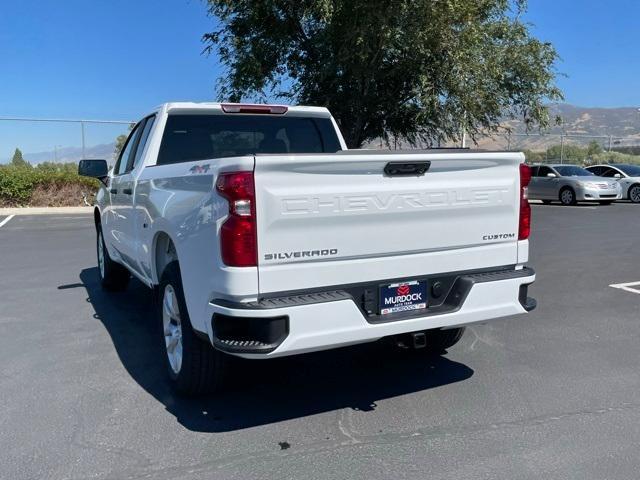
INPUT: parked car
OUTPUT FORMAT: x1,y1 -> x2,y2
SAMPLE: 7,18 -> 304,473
79,102 -> 536,395
529,164 -> 622,206
585,164 -> 640,203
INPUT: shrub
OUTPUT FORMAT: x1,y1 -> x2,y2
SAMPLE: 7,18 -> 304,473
524,145 -> 640,166
0,163 -> 99,207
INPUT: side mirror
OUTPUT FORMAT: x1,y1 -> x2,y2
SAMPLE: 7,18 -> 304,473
546,173 -> 557,178
614,173 -> 622,179
78,159 -> 108,178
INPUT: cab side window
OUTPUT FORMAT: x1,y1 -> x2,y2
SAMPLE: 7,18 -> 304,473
600,167 -> 619,178
128,116 -> 156,172
538,166 -> 553,177
114,122 -> 142,176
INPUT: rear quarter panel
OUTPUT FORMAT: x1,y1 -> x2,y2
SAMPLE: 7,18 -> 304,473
135,156 -> 256,333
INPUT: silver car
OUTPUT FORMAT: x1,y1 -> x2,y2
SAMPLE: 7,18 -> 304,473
585,164 -> 640,203
528,164 -> 622,206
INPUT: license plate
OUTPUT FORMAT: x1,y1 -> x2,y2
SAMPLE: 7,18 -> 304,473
379,280 -> 427,315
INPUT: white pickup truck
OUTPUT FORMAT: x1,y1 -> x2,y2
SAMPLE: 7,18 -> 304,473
79,102 -> 536,395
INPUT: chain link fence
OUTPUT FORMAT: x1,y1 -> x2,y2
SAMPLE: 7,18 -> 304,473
2,116 -> 640,168
366,131 -> 640,166
0,117 -> 134,166
471,132 -> 640,165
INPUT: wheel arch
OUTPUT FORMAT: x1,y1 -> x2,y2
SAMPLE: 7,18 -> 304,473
152,231 -> 178,285
627,182 -> 640,201
559,184 -> 575,195
559,185 -> 576,205
93,207 -> 101,231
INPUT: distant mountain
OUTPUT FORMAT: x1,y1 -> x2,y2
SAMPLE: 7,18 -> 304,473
475,104 -> 640,151
20,143 -> 117,165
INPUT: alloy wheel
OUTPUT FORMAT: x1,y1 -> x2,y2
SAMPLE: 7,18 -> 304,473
561,190 -> 574,205
162,284 -> 183,374
97,231 -> 105,279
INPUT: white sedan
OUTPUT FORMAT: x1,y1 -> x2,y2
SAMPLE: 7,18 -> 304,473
585,164 -> 640,203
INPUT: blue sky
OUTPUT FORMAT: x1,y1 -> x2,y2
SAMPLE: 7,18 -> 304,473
0,0 -> 638,160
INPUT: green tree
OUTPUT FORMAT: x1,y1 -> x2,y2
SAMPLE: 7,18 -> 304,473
522,149 -> 545,163
204,0 -> 563,148
546,144 -> 587,163
114,124 -> 134,160
10,148 -> 31,168
114,134 -> 128,159
587,140 -> 602,156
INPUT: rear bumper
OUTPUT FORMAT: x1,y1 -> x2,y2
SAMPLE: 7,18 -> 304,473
206,267 -> 536,358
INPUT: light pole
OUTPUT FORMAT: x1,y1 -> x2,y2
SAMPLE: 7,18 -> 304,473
54,145 -> 62,162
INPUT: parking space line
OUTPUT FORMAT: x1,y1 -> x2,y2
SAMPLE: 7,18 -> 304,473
609,281 -> 640,295
0,214 -> 15,228
530,205 -> 598,210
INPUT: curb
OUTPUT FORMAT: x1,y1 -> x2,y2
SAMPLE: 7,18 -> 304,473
0,207 -> 93,215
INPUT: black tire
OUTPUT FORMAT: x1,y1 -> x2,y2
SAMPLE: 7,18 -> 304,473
97,226 -> 130,291
628,184 -> 640,203
423,327 -> 466,353
541,200 -> 552,205
559,187 -> 576,206
598,200 -> 614,205
158,261 -> 230,395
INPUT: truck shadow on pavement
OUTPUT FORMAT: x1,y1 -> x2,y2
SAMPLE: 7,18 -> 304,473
79,268 -> 474,433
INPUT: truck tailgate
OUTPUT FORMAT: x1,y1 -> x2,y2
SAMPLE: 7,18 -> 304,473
254,151 -> 524,294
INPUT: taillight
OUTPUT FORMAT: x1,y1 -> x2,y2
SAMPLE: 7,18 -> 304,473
216,171 -> 257,267
221,103 -> 288,114
519,163 -> 532,240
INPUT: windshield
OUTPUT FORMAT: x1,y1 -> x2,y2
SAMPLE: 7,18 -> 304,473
554,166 -> 595,177
614,164 -> 640,176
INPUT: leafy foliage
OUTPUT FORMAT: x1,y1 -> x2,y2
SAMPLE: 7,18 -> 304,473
587,140 -> 602,156
204,0 -> 563,147
0,162 -> 98,206
10,148 -> 31,168
523,146 -> 640,165
114,123 -> 134,159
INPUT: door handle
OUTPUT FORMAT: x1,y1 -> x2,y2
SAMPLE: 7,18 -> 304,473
384,161 -> 431,177
109,188 -> 118,194
122,188 -> 133,195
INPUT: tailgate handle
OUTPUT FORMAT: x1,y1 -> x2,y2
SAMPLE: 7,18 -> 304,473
384,161 -> 431,177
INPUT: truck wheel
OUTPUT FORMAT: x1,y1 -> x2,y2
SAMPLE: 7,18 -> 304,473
424,327 -> 466,353
159,261 -> 229,395
559,187 -> 576,206
97,227 -> 130,291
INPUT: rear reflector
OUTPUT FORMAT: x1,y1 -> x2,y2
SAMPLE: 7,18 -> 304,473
216,172 -> 257,267
519,164 -> 532,240
221,103 -> 288,115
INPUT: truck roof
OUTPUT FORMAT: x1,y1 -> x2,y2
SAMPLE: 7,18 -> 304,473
157,102 -> 332,117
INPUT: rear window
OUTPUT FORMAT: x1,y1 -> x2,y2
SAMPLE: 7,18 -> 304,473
157,114 -> 342,165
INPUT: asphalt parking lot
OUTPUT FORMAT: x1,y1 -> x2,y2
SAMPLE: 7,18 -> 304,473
2,204 -> 640,480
